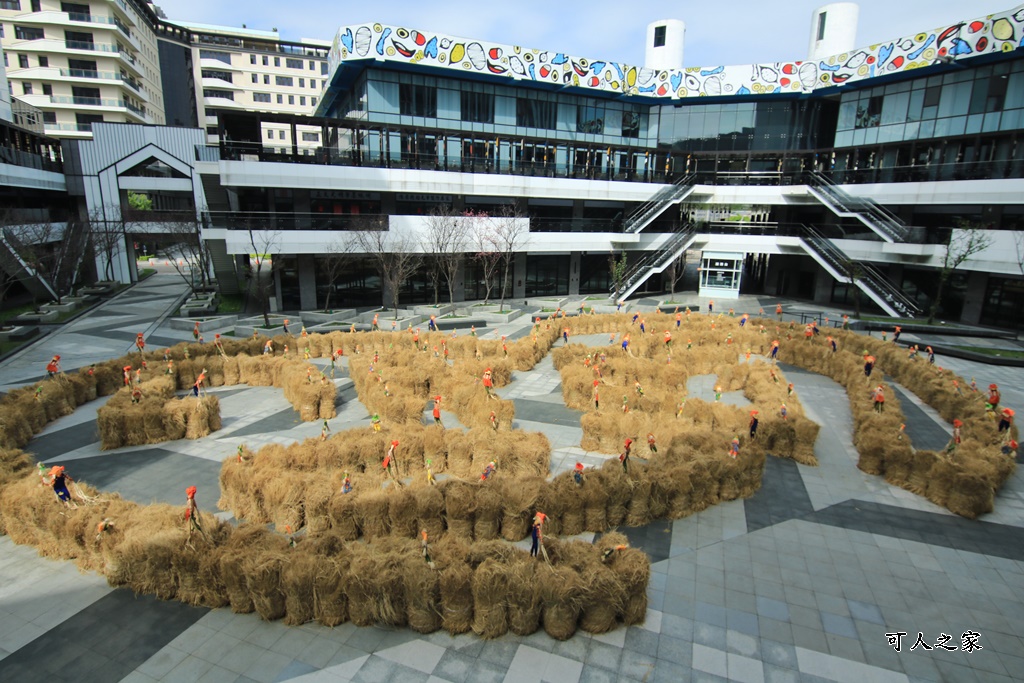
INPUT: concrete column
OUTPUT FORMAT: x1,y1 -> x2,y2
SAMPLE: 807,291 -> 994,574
512,253 -> 527,301
297,254 -> 317,310
812,264 -> 832,304
569,251 -> 581,296
960,271 -> 987,325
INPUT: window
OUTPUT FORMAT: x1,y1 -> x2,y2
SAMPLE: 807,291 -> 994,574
817,12 -> 827,41
855,96 -> 882,128
622,108 -> 642,138
278,130 -> 285,140
0,24 -> 4,38
253,93 -> 271,103
18,54 -> 29,68
22,82 -> 32,95
653,25 -> 666,48
311,80 -> 317,89
321,62 -> 328,74
275,76 -> 293,87
251,74 -> 258,84
43,112 -> 56,124
288,95 -> 294,105
201,69 -> 233,83
203,89 -> 234,100
31,0 -> 40,9
262,55 -> 268,66
276,94 -> 282,104
68,58 -> 95,72
250,55 -> 256,65
312,97 -> 317,106
516,98 -> 556,129
61,2 -> 89,15
42,83 -> 51,95
206,126 -> 218,135
15,25 -> 44,41
286,58 -> 303,69
399,83 -> 436,117
302,132 -> 319,142
460,91 -> 494,124
199,50 -> 231,64
298,78 -> 304,88
274,57 -> 280,67
577,104 -> 605,134
299,96 -> 306,106
309,60 -> 315,70
267,130 -> 273,140
263,75 -> 270,85
38,56 -> 47,67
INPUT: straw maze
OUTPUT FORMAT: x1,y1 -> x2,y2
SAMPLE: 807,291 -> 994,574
0,312 -> 1015,639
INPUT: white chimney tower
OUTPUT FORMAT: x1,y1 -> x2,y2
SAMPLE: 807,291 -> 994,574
808,3 -> 859,61
645,19 -> 685,71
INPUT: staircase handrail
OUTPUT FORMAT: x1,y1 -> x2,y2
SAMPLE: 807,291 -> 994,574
622,174 -> 695,233
612,223 -> 696,297
805,172 -> 909,242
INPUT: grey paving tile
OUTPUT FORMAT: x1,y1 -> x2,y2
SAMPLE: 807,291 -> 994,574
820,612 -> 858,639
585,640 -> 622,672
624,626 -> 661,657
756,597 -> 791,622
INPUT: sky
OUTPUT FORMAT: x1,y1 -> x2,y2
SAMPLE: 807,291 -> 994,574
156,0 -> 1018,67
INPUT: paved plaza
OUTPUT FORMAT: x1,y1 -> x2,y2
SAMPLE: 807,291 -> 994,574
1,273 -> 1023,683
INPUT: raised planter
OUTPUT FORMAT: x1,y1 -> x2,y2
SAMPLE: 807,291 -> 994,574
459,303 -> 500,315
40,302 -> 76,314
0,325 -> 38,342
169,315 -> 238,332
301,309 -> 356,325
178,303 -> 217,317
434,317 -> 488,331
478,309 -> 523,324
17,310 -> 59,324
306,321 -> 360,334
357,310 -> 422,329
234,314 -> 292,339
526,296 -> 570,310
412,303 -> 456,317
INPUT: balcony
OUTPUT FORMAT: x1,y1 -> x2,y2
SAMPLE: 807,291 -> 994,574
58,68 -> 145,97
49,95 -> 147,120
43,122 -> 96,137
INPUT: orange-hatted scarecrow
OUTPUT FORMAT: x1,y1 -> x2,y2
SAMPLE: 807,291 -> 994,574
46,355 -> 61,378
383,440 -> 400,479
749,410 -> 759,439
530,511 -> 548,559
184,485 -> 208,547
432,395 -> 443,427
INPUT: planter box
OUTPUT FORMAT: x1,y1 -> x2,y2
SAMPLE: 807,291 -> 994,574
0,325 -> 38,342
357,310 -> 422,329
40,302 -> 76,314
234,314 -> 293,339
179,304 -> 217,317
434,317 -> 488,331
234,323 -> 286,338
307,322 -> 360,334
169,315 -> 238,332
16,310 -> 59,323
412,304 -> 456,317
301,309 -> 356,325
63,296 -> 87,306
526,297 -> 570,310
479,309 -> 523,324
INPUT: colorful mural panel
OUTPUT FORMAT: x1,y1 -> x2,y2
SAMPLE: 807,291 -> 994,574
326,6 -> 1024,102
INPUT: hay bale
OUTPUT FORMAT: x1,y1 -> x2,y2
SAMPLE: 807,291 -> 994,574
403,554 -> 442,633
625,476 -> 653,527
539,564 -> 582,640
506,558 -> 541,635
246,552 -> 288,621
314,553 -> 349,627
946,474 -> 994,519
439,561 -> 474,634
581,472 -> 610,532
607,547 -> 650,625
388,486 -> 419,539
499,477 -> 540,541
414,485 -> 446,541
281,553 -> 318,625
471,558 -> 510,638
444,480 -> 476,540
357,489 -> 391,540
328,490 -> 361,541
473,485 -> 503,541
579,563 -> 627,634
347,550 -> 407,627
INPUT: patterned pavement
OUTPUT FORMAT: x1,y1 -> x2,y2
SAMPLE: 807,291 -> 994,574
0,291 -> 1022,683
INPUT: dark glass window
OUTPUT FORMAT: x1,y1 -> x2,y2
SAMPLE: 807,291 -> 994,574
399,83 -> 437,117
275,76 -> 293,87
577,104 -> 605,134
15,25 -> 44,40
199,50 -> 231,64
516,98 -> 555,129
17,54 -> 28,68
460,91 -> 494,124
286,58 -> 303,69
653,25 -> 666,48
525,255 -> 570,297
622,108 -> 642,139
43,111 -> 56,124
201,70 -> 233,83
817,12 -> 827,41
37,55 -> 47,67
855,96 -> 882,129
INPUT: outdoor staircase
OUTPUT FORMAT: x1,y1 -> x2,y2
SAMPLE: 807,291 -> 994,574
621,174 -> 696,234
804,171 -> 909,243
0,227 -> 58,300
611,224 -> 698,301
799,224 -> 920,318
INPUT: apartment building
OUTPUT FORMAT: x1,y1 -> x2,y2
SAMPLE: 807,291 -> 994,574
162,20 -> 329,152
0,0 -> 164,138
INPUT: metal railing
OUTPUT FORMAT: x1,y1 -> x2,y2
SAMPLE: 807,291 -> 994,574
58,68 -> 143,92
66,12 -> 132,38
612,223 -> 696,299
804,171 -> 909,242
621,174 -> 695,234
49,95 -> 144,117
203,211 -> 389,232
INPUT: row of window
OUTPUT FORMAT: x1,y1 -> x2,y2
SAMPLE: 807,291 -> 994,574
395,84 -> 643,137
200,49 -> 327,74
263,130 -> 320,142
251,92 -> 317,107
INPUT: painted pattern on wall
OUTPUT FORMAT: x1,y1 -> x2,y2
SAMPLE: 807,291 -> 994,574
326,5 -> 1024,101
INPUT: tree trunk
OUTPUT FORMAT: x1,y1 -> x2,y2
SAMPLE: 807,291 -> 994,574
928,272 -> 949,324
499,259 -> 511,312
853,284 -> 861,318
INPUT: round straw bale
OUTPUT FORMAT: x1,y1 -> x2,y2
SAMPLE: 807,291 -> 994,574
471,558 -> 510,639
539,564 -> 582,640
438,560 -> 474,634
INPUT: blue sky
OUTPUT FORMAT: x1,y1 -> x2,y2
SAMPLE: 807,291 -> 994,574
157,0 -> 1017,66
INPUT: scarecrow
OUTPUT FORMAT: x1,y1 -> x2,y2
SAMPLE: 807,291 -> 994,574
320,419 -> 330,441
135,332 -> 145,355
341,472 -> 352,494
988,384 -> 1001,411
432,395 -> 443,427
573,462 -> 585,486
664,329 -> 672,349
872,385 -> 885,413
769,340 -> 780,362
863,354 -> 875,379
371,413 -> 381,432
192,321 -> 200,341
184,485 -> 207,547
620,437 -> 634,473
530,512 -> 548,559
489,410 -> 498,431
776,303 -> 783,321
749,410 -> 759,439
780,403 -> 788,420
893,325 -> 901,343
926,346 -> 935,364
48,465 -> 77,509
383,440 -> 399,479
263,339 -> 273,355
647,432 -> 658,454
999,407 -> 1015,434
46,355 -> 61,378
192,368 -> 207,397
947,419 -> 963,454
482,368 -> 495,398
428,315 -> 437,331
728,436 -> 740,459
421,529 -> 435,569
480,460 -> 497,481
283,318 -> 291,334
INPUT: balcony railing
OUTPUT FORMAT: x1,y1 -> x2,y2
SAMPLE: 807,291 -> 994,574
0,144 -> 64,173
204,211 -> 388,232
58,68 -> 143,92
44,122 -> 96,133
66,12 -> 132,38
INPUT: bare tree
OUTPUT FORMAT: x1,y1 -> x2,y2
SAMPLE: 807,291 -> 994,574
9,219 -> 89,304
422,205 -> 471,305
490,204 -> 529,312
320,234 -> 357,312
246,229 -> 282,327
928,221 -> 993,324
665,252 -> 686,300
474,220 -> 502,305
87,207 -> 130,283
352,228 -> 422,320
164,215 -> 213,294
609,251 -> 628,301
